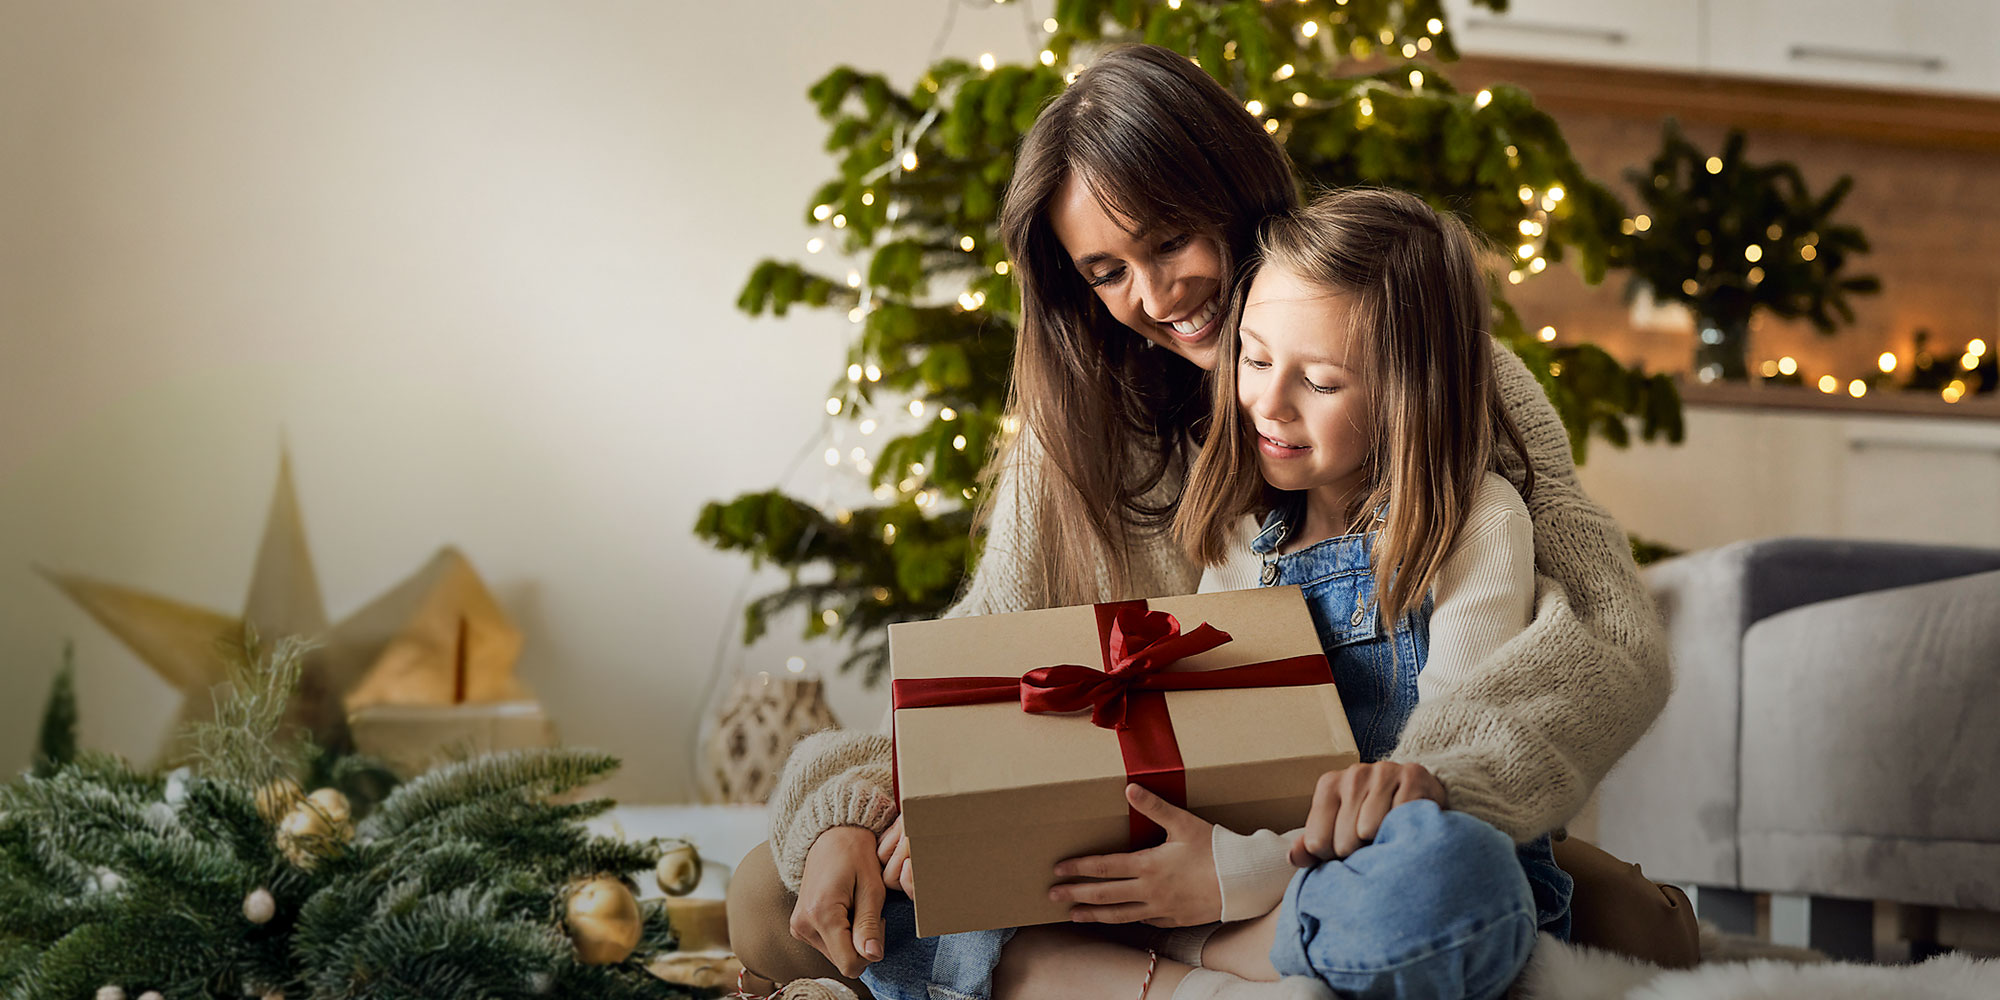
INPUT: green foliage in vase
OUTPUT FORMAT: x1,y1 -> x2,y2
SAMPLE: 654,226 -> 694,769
700,0 -> 1683,684
1624,119 -> 1880,339
0,634 -> 701,1000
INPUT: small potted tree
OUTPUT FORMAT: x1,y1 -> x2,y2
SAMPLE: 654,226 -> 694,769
1624,120 -> 1879,381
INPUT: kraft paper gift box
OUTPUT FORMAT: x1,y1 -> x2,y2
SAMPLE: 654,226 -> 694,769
889,586 -> 1359,937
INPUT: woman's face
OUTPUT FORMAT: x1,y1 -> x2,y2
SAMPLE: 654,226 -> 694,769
1235,262 -> 1374,507
1048,173 -> 1227,370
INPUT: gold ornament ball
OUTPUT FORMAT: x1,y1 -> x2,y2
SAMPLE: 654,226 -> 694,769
254,779 -> 304,822
565,877 -> 643,965
305,787 -> 351,825
95,988 -> 125,1000
243,886 -> 277,924
139,993 -> 163,1000
654,842 -> 702,897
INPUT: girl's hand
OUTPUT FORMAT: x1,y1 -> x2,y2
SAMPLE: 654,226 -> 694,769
1048,783 -> 1220,927
792,825 -> 888,977
1288,762 -> 1447,866
877,815 -> 916,898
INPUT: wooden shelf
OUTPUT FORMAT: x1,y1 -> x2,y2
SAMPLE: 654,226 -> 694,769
1677,379 -> 2000,421
1450,55 -> 2000,153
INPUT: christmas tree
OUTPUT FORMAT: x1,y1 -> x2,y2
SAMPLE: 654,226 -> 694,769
697,0 -> 1685,683
0,634 -> 704,1000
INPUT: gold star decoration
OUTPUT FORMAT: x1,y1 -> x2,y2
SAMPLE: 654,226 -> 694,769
38,450 -> 536,766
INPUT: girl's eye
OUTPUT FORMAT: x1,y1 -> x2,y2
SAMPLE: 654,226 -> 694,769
1241,357 -> 1270,370
1305,377 -> 1338,394
1087,267 -> 1126,288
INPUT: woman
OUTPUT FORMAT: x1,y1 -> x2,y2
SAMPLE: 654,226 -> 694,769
730,44 -> 1694,998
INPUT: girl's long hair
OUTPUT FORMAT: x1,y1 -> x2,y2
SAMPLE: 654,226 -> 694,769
993,44 -> 1299,606
1176,188 -> 1535,623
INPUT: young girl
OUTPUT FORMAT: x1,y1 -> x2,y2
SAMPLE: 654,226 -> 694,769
1165,187 -> 1570,998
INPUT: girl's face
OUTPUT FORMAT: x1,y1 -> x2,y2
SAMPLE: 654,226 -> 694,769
1236,262 -> 1374,506
1048,173 -> 1227,370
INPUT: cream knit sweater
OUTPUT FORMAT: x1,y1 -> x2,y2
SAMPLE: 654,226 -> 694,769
764,341 -> 1669,892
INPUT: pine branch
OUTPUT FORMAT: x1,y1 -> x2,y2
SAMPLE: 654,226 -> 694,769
359,748 -> 620,840
30,645 -> 77,779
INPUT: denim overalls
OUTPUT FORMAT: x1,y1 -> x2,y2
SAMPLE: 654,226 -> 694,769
1247,506 -> 1573,946
861,508 -> 1571,1000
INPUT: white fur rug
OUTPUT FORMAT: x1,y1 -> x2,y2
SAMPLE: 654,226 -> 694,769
1514,927 -> 1999,1000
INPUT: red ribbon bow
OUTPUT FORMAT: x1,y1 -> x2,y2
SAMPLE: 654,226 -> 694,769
1018,607 -> 1233,729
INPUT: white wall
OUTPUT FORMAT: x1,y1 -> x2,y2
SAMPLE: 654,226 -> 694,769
0,0 -> 1042,802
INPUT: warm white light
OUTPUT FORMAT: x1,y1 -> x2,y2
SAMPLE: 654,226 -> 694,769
1818,375 -> 1838,393
1517,243 -> 1536,259
1292,91 -> 1308,106
952,434 -> 968,451
1634,215 -> 1651,232
826,397 -> 843,415
979,53 -> 996,72
850,447 -> 867,462
1744,244 -> 1763,262
848,363 -> 863,381
1537,326 -> 1557,342
1529,257 -> 1547,273
1417,36 -> 1432,52
861,191 -> 874,205
959,236 -> 976,251
1778,356 -> 1798,376
1849,380 -> 1868,398
909,399 -> 926,417
1800,244 -> 1817,261
1301,20 -> 1319,38
864,364 -> 882,382
806,237 -> 824,253
995,261 -> 1009,275
910,462 -> 925,476
1475,89 -> 1492,109
1040,49 -> 1056,67
1518,219 -> 1539,236
824,448 -> 840,466
847,306 -> 865,323
1971,339 -> 1988,357
822,608 -> 840,626
1878,352 -> 1897,374
787,656 -> 806,674
1264,119 -> 1279,134
832,213 -> 846,228
1275,63 -> 1296,80
1246,99 -> 1264,116
1402,43 -> 1417,58
1547,186 -> 1565,203
1747,267 -> 1764,284
813,204 -> 832,221
1963,353 -> 1980,370
846,270 -> 862,288
1358,97 -> 1373,117
1705,156 -> 1723,174
1426,17 -> 1444,33
1518,185 -> 1534,203
901,150 -> 919,171
1761,360 -> 1779,378
882,523 -> 897,543
1408,70 -> 1424,89
1507,270 -> 1524,284
858,419 -> 876,435
1044,17 -> 1057,31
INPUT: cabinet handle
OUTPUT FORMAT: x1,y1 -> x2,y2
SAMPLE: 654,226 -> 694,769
1787,45 -> 1944,72
1462,17 -> 1627,45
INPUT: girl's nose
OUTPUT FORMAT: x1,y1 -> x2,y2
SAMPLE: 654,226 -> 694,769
1248,377 -> 1293,422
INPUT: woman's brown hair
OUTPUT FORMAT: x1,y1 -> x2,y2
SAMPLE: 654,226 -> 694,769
993,43 -> 1299,606
1176,188 -> 1535,623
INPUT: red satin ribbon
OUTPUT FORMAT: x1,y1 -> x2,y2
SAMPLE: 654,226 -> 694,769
891,600 -> 1332,848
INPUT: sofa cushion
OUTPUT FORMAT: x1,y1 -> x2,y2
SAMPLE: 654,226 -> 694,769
1738,566 -> 2000,909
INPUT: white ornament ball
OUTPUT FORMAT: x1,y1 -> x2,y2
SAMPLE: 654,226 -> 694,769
96,987 -> 126,1000
139,993 -> 163,1000
243,887 -> 277,924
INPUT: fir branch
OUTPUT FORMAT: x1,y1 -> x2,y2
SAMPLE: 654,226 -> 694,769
359,748 -> 619,840
184,629 -> 317,791
30,645 -> 77,779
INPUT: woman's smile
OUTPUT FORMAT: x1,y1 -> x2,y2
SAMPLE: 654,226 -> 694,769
1163,295 -> 1222,344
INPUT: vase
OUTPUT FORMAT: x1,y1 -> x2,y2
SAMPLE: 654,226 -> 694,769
1694,312 -> 1753,382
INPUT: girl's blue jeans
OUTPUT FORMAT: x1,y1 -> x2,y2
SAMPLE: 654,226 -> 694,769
860,800 -> 1539,1000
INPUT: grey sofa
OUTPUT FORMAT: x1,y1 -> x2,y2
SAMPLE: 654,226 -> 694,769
1594,537 -> 2000,957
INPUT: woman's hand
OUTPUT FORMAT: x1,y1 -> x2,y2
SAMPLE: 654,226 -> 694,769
1048,783 -> 1221,927
877,815 -> 916,898
791,825 -> 888,977
1288,762 -> 1447,866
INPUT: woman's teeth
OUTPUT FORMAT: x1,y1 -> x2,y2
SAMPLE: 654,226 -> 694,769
1169,297 -> 1220,336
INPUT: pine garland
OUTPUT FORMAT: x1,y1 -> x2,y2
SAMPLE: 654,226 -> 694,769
0,637 -> 705,1000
